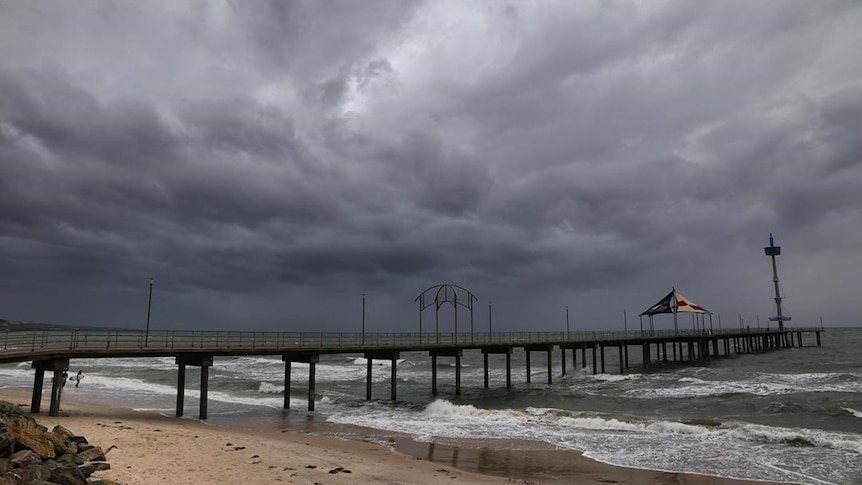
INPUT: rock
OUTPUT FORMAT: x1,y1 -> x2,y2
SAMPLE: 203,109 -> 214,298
0,427 -> 15,457
54,454 -> 84,466
48,426 -> 79,456
16,462 -> 51,483
76,447 -> 105,463
0,403 -> 25,420
0,475 -> 18,485
9,450 -> 42,469
47,462 -> 86,485
78,461 -> 110,478
0,402 -> 122,485
0,416 -> 55,459
69,435 -> 88,445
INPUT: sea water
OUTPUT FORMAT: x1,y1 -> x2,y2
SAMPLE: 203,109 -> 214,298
2,328 -> 860,484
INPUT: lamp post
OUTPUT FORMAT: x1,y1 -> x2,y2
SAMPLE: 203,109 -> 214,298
362,293 -> 366,345
145,277 -> 153,346
488,302 -> 492,339
566,306 -> 570,337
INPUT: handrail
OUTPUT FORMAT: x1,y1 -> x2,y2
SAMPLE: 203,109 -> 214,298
0,327 -> 825,361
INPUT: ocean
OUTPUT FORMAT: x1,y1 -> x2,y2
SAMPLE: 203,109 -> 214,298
2,328 -> 860,484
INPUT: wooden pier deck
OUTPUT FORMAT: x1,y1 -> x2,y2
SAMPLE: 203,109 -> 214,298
0,327 -> 824,418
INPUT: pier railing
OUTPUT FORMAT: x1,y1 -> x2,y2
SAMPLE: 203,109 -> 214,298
0,327 -> 824,359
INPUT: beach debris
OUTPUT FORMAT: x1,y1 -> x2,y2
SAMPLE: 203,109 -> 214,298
0,400 -> 124,484
304,465 -> 317,469
327,467 -> 352,474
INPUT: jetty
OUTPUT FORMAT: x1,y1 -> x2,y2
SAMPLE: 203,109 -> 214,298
0,326 -> 823,418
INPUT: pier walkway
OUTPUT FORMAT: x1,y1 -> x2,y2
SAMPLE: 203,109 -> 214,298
0,327 -> 823,418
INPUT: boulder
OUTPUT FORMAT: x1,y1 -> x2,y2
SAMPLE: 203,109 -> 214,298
0,417 -> 54,459
54,454 -> 83,467
48,427 -> 78,456
0,403 -> 25,420
0,402 -> 122,485
78,461 -> 110,478
0,475 -> 18,485
46,462 -> 86,485
0,427 -> 15,457
16,462 -> 51,483
8,450 -> 42,469
75,447 -> 104,463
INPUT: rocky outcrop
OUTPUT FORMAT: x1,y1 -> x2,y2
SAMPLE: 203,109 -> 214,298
0,402 -> 120,485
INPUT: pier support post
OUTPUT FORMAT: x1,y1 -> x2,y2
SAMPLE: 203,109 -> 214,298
284,362 -> 291,409
48,371 -> 62,417
283,353 -> 319,411
797,332 -> 803,347
524,345 -> 554,383
506,351 -> 512,389
600,345 -> 606,374
30,368 -> 45,414
642,343 -> 649,370
581,346 -> 586,369
429,349 -> 460,394
365,351 -> 400,401
176,364 -> 185,417
176,354 -> 213,419
367,358 -> 373,400
816,331 -> 821,346
662,342 -> 668,363
308,361 -> 316,411
592,345 -> 598,375
624,344 -> 630,369
200,365 -> 209,420
672,342 -> 677,361
618,344 -> 625,374
561,348 -> 566,377
432,355 -> 438,394
484,353 -> 489,388
31,359 -> 68,416
391,356 -> 398,401
454,353 -> 461,396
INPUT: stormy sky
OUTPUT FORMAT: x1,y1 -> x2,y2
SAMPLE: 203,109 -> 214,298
1,1 -> 861,333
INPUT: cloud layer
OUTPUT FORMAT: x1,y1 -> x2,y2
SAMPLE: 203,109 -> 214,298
2,1 -> 861,331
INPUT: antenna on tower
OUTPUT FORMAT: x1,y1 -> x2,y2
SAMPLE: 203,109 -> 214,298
764,233 -> 791,331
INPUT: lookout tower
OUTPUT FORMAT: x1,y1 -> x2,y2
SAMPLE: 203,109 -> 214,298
764,233 -> 791,331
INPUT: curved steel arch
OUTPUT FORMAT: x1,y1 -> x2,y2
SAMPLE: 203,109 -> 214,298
415,284 -> 478,344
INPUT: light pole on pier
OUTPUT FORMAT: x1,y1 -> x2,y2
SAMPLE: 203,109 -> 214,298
362,293 -> 366,345
145,277 -> 154,346
764,233 -> 791,331
566,306 -> 570,337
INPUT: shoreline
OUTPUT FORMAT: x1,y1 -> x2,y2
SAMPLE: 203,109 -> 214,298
0,388 -> 779,484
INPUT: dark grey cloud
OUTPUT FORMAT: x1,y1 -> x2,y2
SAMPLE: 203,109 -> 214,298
1,1 -> 861,332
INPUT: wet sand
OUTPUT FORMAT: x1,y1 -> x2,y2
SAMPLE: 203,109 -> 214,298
0,388 -> 780,484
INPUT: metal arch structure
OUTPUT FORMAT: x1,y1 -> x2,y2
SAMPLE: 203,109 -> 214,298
415,284 -> 478,344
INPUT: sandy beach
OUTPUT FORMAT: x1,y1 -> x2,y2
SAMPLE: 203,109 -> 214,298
0,388 -> 777,485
